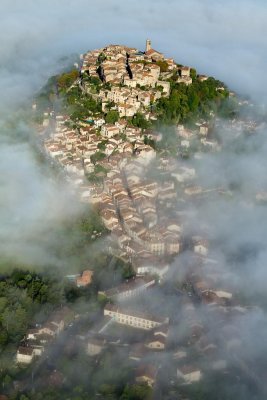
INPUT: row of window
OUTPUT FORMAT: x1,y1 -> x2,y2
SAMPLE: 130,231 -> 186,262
106,310 -> 159,328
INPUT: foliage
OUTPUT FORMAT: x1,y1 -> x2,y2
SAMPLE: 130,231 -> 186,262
0,269 -> 63,348
57,70 -> 79,91
98,52 -> 107,64
90,151 -> 106,165
131,113 -> 150,129
106,110 -> 120,124
97,140 -> 108,151
69,95 -> 102,121
82,75 -> 102,94
156,60 -> 169,73
156,77 -> 229,125
190,68 -> 197,80
87,76 -> 102,87
120,384 -> 152,400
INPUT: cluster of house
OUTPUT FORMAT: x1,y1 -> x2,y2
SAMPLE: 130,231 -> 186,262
99,85 -> 163,119
99,160 -> 182,275
84,271 -> 208,387
43,105 -> 226,283
43,113 -> 156,199
21,40 -> 267,396
175,121 -> 221,153
99,252 -> 256,388
16,308 -> 71,365
42,106 -> 187,280
86,231 -> 255,389
86,294 -> 171,387
78,275 -> 168,386
41,97 -> 231,294
80,40 -> 187,120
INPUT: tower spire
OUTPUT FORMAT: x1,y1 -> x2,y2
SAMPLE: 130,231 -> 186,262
146,39 -> 151,52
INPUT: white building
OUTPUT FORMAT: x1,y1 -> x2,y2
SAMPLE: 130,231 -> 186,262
177,365 -> 202,384
16,347 -> 35,364
104,304 -> 169,330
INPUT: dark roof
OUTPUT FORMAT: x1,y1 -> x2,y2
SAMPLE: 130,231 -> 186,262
27,329 -> 38,335
17,346 -> 34,356
147,334 -> 166,345
43,322 -> 58,332
152,324 -> 170,337
37,333 -> 53,342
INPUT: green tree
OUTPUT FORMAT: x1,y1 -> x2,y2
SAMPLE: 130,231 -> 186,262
90,151 -> 106,165
106,110 -> 119,124
132,113 -> 150,129
2,373 -> 12,389
190,68 -> 197,80
57,69 -> 79,91
120,384 -> 152,400
156,60 -> 169,73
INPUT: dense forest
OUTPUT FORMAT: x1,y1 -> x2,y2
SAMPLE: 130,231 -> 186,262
155,76 -> 232,125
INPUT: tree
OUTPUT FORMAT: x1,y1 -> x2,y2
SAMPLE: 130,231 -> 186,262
90,151 -> 106,165
0,328 -> 8,346
120,384 -> 152,400
156,60 -> 169,73
57,70 -> 79,91
2,373 -> 12,389
190,68 -> 197,80
98,52 -> 107,63
132,113 -> 150,129
97,140 -> 108,151
106,110 -> 119,124
20,396 -> 30,400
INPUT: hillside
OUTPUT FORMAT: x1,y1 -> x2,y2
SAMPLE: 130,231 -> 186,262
34,40 -> 235,127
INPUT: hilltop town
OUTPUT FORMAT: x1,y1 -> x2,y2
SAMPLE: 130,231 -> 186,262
36,40 -> 257,280
6,41 -> 265,399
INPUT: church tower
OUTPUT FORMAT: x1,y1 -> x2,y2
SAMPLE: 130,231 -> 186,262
146,39 -> 152,52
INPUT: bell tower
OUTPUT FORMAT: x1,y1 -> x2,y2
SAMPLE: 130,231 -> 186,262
146,39 -> 152,52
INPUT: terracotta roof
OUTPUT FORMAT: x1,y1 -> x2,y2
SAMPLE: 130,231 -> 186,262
145,49 -> 162,56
